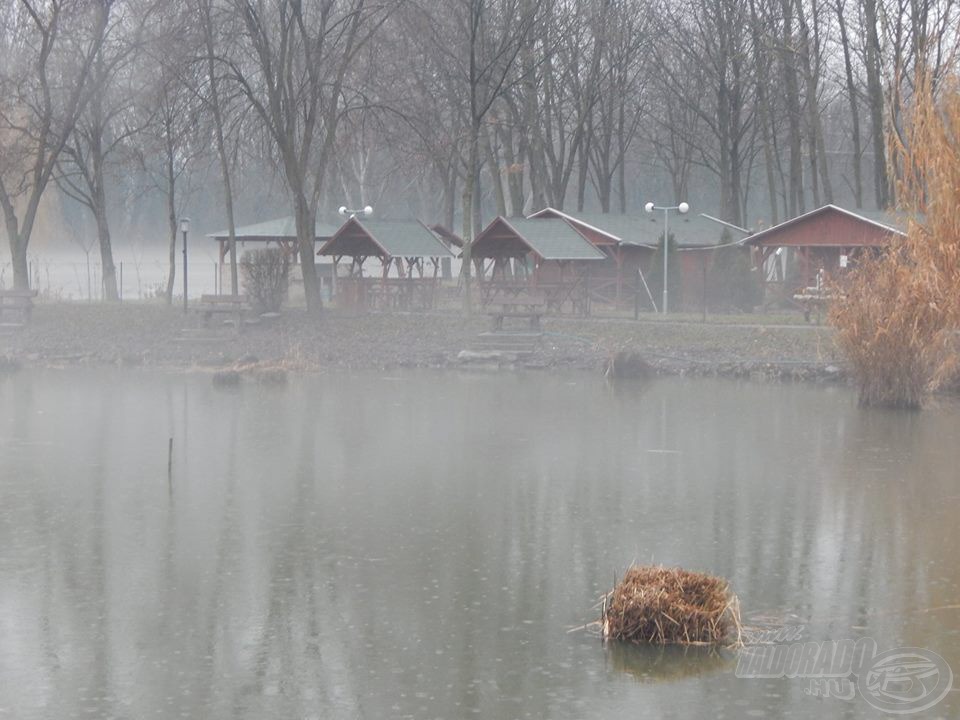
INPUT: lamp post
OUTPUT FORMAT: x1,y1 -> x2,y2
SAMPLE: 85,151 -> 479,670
180,217 -> 190,314
644,201 -> 689,314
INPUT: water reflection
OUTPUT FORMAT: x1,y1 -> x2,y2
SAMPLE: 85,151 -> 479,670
606,643 -> 735,684
0,369 -> 958,718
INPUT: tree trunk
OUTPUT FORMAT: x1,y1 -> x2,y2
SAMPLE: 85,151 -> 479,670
294,197 -> 322,312
90,143 -> 118,301
836,0 -> 863,207
576,128 -> 590,212
748,0 -> 778,225
500,124 -> 525,216
165,187 -> 176,306
1,201 -> 29,291
463,121 -> 483,314
94,204 -> 118,301
863,0 -> 889,208
780,0 -> 804,216
10,239 -> 29,291
483,124 -> 507,217
201,0 -> 239,296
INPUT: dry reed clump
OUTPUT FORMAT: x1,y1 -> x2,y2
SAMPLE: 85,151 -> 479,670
830,70 -> 960,407
600,565 -> 741,647
829,250 -> 948,408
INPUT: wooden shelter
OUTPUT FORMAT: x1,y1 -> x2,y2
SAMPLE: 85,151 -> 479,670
208,216 -> 339,262
744,205 -> 905,303
317,217 -> 454,310
470,216 -> 606,314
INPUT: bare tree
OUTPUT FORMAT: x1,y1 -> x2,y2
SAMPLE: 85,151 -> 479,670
414,0 -> 543,311
55,0 -> 155,301
197,0 -> 240,296
226,0 -> 393,312
0,0 -> 112,290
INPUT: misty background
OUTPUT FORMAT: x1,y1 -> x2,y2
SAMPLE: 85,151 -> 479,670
1,0 -> 956,300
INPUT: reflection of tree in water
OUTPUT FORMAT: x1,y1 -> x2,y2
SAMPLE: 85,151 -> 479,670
606,642 -> 734,683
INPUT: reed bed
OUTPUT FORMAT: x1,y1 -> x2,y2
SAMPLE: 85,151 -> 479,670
830,69 -> 960,407
600,565 -> 742,647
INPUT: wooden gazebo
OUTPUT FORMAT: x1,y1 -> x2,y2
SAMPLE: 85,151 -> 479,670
208,216 -> 340,262
470,216 -> 606,314
317,217 -> 454,310
744,205 -> 905,304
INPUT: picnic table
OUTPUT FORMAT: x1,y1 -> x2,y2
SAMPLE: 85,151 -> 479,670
197,294 -> 250,327
485,292 -> 546,330
0,289 -> 38,326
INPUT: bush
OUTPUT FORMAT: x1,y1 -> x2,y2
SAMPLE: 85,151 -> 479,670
240,248 -> 289,313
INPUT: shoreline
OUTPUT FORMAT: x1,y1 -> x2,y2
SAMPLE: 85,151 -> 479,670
0,303 -> 848,383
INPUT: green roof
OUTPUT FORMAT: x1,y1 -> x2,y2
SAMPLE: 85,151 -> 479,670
208,216 -> 339,241
558,211 -> 745,248
361,221 -> 453,257
318,219 -> 453,258
497,218 -> 605,260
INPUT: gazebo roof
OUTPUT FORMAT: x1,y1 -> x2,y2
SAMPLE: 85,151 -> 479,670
208,216 -> 340,242
318,218 -> 454,259
471,217 -> 606,261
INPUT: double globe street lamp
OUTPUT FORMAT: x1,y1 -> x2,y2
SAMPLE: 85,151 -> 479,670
644,200 -> 689,314
338,205 -> 373,219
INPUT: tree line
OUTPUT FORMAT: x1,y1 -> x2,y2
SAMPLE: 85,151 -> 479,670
1,0 -> 957,310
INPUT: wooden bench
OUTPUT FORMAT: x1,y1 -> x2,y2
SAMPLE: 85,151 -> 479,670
197,294 -> 250,326
0,289 -> 38,326
485,293 -> 546,330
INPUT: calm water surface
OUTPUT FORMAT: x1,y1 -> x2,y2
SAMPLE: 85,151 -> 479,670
1,369 -> 958,719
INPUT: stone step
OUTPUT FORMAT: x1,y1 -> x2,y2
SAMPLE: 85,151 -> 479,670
473,332 -> 541,348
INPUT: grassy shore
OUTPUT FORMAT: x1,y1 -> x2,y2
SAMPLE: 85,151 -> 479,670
0,302 -> 844,379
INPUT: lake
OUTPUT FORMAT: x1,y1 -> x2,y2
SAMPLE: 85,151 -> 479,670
1,369 -> 958,718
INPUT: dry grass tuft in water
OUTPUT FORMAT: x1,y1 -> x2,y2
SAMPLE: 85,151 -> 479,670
600,565 -> 742,647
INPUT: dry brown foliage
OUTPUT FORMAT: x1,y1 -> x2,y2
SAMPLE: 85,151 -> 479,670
830,71 -> 960,407
600,565 -> 742,647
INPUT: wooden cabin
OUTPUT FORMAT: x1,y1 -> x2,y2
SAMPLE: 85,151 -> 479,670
744,205 -> 905,304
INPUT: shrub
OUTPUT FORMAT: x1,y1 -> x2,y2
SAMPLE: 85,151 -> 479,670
240,248 -> 289,313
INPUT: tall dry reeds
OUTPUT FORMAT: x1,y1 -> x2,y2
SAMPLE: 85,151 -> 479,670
831,71 -> 960,407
